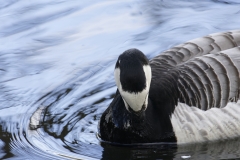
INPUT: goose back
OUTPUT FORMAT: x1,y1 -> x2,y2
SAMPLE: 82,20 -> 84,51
150,30 -> 240,110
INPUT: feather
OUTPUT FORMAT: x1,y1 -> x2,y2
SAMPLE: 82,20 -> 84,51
150,30 -> 240,110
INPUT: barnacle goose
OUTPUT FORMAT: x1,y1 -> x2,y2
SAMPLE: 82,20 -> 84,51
99,30 -> 240,144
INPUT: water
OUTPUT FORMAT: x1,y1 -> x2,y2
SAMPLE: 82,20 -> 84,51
0,0 -> 240,159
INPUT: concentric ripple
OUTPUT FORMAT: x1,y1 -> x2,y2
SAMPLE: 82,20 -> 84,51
1,0 -> 240,159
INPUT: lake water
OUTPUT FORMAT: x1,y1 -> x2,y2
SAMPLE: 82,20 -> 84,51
1,0 -> 240,159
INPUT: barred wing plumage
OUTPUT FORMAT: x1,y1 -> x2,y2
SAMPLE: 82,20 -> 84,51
150,30 -> 240,110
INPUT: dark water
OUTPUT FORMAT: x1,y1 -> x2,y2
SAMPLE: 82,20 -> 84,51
1,0 -> 240,159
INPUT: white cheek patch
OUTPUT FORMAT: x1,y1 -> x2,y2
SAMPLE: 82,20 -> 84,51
114,68 -> 121,89
143,65 -> 152,95
120,89 -> 149,112
114,65 -> 152,112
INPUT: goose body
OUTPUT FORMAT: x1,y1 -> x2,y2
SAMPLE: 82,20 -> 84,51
99,30 -> 240,144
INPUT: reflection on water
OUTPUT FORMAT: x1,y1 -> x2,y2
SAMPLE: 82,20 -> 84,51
0,0 -> 240,159
101,138 -> 240,159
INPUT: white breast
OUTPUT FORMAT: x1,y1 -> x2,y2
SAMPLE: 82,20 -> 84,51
171,101 -> 240,144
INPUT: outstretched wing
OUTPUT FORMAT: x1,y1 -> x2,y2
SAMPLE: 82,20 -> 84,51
150,30 -> 240,110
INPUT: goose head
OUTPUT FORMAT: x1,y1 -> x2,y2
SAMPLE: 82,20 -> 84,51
114,48 -> 152,113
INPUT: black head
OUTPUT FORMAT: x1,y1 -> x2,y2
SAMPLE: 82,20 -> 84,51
114,48 -> 152,112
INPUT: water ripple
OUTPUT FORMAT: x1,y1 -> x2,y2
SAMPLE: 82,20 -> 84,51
0,0 -> 240,159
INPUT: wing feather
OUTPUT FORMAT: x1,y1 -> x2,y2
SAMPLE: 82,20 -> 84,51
150,30 -> 240,110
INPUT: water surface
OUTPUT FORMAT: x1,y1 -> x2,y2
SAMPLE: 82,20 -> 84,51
1,0 -> 240,159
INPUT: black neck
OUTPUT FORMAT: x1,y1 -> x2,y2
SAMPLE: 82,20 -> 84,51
99,90 -> 177,143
